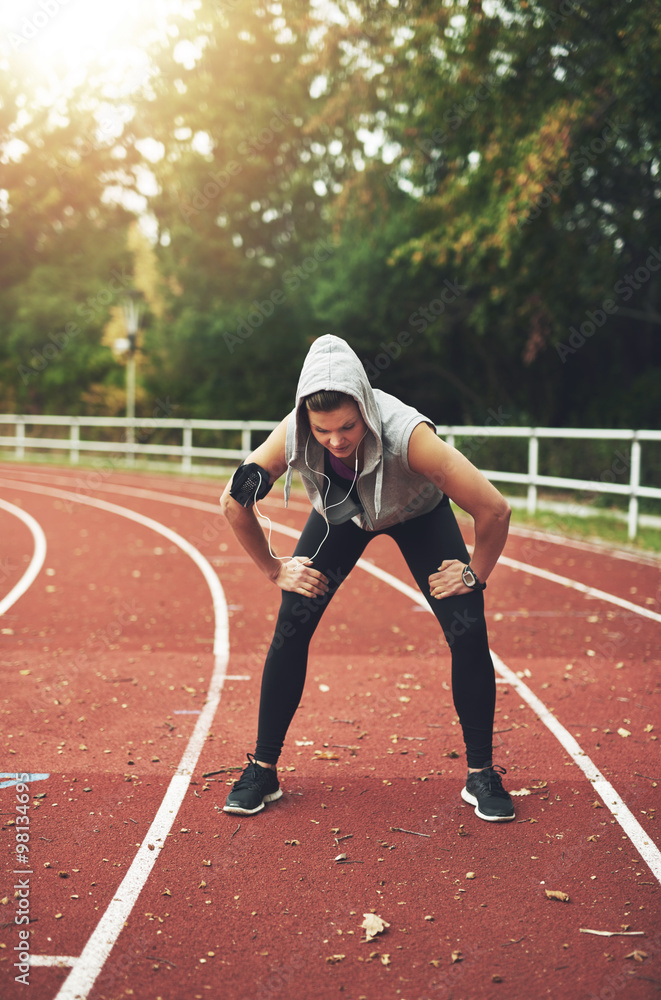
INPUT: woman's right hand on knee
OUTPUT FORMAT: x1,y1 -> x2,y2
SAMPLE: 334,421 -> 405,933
274,557 -> 329,597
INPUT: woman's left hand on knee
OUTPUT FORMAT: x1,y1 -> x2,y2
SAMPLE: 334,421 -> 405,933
428,559 -> 471,599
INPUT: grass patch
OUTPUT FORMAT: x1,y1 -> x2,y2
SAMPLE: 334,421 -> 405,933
508,507 -> 661,555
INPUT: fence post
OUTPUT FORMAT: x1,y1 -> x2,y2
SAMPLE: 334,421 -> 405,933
182,423 -> 193,473
70,421 -> 80,465
527,431 -> 538,515
627,435 -> 641,540
15,417 -> 25,459
241,423 -> 251,455
125,354 -> 136,467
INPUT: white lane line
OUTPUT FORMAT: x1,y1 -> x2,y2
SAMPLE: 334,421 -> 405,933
490,652 -> 661,883
5,465 -> 660,562
7,470 -> 659,621
6,476 -> 660,883
265,519 -> 661,886
505,524 -> 661,568
0,498 -> 47,616
21,474 -> 661,626
499,555 -> 661,624
0,466 -> 313,513
0,480 -> 229,999
30,956 -> 76,968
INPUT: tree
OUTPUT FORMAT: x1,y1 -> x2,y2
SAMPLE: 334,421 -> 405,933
302,0 -> 661,427
0,59 -> 136,413
127,0 -> 342,417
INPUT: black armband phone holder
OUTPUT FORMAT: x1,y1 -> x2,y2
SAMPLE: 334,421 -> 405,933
229,462 -> 273,508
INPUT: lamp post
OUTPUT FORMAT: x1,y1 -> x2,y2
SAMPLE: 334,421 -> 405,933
121,291 -> 141,466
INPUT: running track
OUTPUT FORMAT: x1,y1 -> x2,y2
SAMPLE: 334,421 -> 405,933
1,462 -> 660,1000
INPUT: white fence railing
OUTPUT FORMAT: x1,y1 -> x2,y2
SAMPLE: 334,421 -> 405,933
1,415 -> 660,539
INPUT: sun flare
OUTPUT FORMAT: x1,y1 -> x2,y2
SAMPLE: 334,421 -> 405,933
0,0 -> 175,90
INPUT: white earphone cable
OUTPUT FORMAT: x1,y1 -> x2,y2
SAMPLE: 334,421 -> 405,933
253,429 -> 366,564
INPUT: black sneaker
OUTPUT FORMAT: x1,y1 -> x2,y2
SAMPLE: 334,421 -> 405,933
223,754 -> 282,815
461,765 -> 515,822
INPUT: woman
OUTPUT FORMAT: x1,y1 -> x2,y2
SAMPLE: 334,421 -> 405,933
219,335 -> 514,822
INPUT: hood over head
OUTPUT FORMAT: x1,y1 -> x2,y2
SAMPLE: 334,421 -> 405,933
284,335 -> 384,515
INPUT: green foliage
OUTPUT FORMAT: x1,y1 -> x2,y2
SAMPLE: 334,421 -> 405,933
0,62 -> 137,412
0,0 -> 659,431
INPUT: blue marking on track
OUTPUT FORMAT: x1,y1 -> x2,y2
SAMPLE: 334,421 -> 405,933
0,773 -> 50,788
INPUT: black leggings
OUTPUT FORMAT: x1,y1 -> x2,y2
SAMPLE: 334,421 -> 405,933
255,500 -> 496,769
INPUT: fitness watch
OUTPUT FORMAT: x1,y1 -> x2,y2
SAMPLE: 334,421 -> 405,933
461,564 -> 487,591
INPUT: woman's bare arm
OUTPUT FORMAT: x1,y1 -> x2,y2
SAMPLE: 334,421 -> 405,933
219,415 -> 328,597
408,423 -> 511,598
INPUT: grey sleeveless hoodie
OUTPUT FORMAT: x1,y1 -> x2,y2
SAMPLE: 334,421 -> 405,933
283,335 -> 444,532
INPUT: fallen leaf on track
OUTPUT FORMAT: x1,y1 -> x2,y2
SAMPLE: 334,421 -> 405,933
326,954 -> 345,964
625,950 -> 647,962
314,751 -> 339,760
545,890 -> 570,902
361,913 -> 390,941
451,950 -> 463,963
580,928 -> 645,937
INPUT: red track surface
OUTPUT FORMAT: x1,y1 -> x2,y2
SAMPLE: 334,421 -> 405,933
1,461 -> 660,1000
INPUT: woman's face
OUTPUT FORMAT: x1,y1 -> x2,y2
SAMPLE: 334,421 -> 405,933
307,400 -> 367,461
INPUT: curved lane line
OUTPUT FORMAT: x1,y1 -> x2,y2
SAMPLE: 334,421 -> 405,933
498,555 -> 661,624
8,474 -> 658,622
0,498 -> 47,616
4,477 -> 659,885
504,524 -> 661,568
4,468 -> 660,591
489,653 -> 661,883
265,521 -> 661,885
3,465 -> 660,563
0,480 -> 229,999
